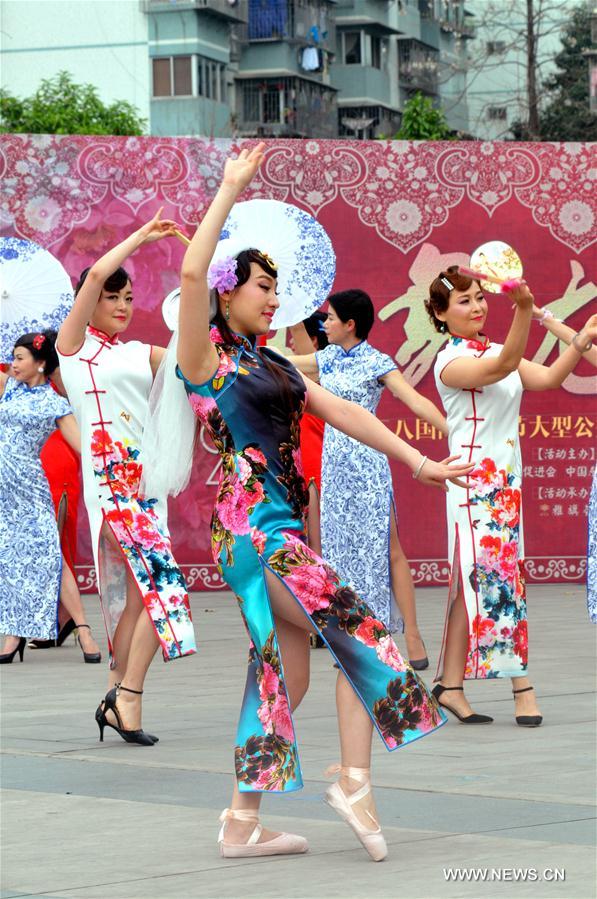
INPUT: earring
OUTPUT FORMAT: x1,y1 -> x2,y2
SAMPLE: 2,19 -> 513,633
38,366 -> 45,373
225,300 -> 230,322
439,322 -> 446,333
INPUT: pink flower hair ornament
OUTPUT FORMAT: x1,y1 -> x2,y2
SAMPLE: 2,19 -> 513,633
207,256 -> 238,294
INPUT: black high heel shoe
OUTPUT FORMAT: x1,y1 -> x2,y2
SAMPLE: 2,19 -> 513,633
75,624 -> 102,663
513,686 -> 543,727
95,685 -> 156,746
0,637 -> 27,664
432,684 -> 494,724
407,635 -> 429,670
28,618 -> 76,650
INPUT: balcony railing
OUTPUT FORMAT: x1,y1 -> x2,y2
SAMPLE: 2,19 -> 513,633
236,0 -> 335,48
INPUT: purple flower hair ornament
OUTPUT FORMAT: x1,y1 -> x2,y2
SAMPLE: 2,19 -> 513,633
207,256 -> 238,293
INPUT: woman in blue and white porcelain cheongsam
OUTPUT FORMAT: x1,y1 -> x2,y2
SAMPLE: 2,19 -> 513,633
173,145 -> 477,863
425,266 -> 597,728
290,290 -> 447,669
0,331 -> 100,663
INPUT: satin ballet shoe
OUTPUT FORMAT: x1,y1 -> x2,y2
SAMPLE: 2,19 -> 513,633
218,808 -> 308,858
324,765 -> 388,862
432,684 -> 493,724
0,637 -> 26,664
28,618 -> 76,650
513,686 -> 543,727
75,624 -> 102,663
95,685 -> 155,746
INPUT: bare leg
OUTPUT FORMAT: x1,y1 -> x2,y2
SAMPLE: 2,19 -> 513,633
1,636 -> 22,654
388,514 -> 426,661
437,590 -> 477,718
109,567 -> 144,688
511,675 -> 541,717
58,557 -> 101,655
335,671 -> 377,827
306,482 -> 322,556
223,570 -> 312,844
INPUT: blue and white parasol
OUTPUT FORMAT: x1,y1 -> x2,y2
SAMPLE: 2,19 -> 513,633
161,199 -> 336,332
0,237 -> 73,363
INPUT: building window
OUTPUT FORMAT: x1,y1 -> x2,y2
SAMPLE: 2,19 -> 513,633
343,32 -> 362,65
198,57 -> 227,102
487,105 -> 507,121
487,40 -> 506,54
152,56 -> 193,97
152,55 -> 227,102
371,35 -> 382,69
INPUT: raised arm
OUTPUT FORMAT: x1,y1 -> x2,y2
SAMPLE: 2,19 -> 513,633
441,282 -> 534,390
382,369 -> 448,435
304,377 -> 472,491
57,208 -> 178,355
519,312 -> 597,390
177,144 -> 265,384
533,306 -> 597,369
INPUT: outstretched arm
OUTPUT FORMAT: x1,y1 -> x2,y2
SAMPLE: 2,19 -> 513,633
177,144 -> 266,384
382,369 -> 448,435
57,208 -> 178,355
519,313 -> 597,390
304,377 -> 472,491
532,306 -> 597,369
441,282 -> 534,389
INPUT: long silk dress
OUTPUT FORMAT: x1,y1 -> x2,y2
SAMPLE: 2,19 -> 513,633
179,326 -> 445,794
317,341 -> 400,630
0,379 -> 71,638
58,326 -> 196,663
434,335 -> 528,679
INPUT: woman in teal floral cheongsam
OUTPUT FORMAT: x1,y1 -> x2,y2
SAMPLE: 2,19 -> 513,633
176,146 -> 474,862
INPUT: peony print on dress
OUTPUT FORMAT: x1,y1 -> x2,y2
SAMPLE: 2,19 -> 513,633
465,456 -> 527,678
91,425 -> 193,661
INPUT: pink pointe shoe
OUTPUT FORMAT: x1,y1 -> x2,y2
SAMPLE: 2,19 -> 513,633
324,765 -> 388,862
218,808 -> 308,859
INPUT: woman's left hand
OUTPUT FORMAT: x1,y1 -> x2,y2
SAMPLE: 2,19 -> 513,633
416,455 -> 474,491
137,207 -> 179,244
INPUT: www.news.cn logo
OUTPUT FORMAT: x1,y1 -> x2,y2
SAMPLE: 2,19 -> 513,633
443,868 -> 566,883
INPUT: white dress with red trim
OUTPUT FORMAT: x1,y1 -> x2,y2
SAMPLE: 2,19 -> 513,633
58,327 -> 195,663
434,335 -> 527,680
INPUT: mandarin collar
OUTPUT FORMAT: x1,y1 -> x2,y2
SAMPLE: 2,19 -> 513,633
449,333 -> 490,353
88,326 -> 119,345
209,324 -> 256,353
338,339 -> 367,358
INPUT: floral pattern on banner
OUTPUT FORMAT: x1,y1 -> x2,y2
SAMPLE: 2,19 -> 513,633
514,143 -> 596,252
465,456 -> 527,679
0,135 -> 106,248
79,138 -> 188,214
439,142 -> 537,216
340,141 -> 464,252
260,140 -> 365,215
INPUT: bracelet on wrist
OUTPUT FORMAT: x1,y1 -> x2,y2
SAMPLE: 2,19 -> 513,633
539,309 -> 554,326
572,331 -> 593,353
412,455 -> 428,480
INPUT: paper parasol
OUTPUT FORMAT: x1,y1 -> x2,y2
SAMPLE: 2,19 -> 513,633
213,199 -> 336,329
0,237 -> 74,363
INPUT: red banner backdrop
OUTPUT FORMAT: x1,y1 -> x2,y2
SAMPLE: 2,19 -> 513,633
2,136 -> 595,591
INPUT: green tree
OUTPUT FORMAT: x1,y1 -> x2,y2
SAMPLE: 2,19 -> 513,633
0,71 -> 147,135
393,92 -> 454,140
511,4 -> 597,141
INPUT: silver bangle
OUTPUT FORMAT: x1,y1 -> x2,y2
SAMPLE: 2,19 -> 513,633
413,455 -> 428,480
539,309 -> 553,326
572,331 -> 593,353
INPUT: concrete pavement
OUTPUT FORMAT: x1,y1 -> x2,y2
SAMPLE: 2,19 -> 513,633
1,585 -> 595,899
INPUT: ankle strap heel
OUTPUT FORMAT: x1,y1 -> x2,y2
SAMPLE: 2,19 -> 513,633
116,684 -> 144,695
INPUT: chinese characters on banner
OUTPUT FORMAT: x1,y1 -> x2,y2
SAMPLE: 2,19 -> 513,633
1,136 -> 595,589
